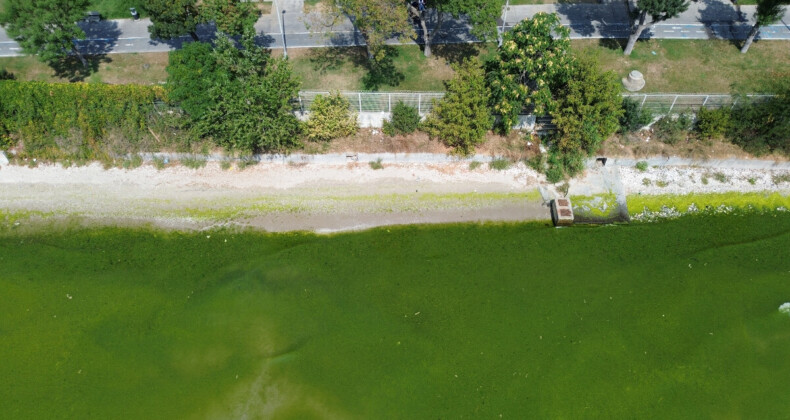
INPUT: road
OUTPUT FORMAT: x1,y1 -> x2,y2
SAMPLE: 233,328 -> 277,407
0,0 -> 788,57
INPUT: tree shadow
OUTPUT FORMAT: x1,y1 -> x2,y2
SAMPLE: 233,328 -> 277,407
53,19 -> 122,81
309,46 -> 357,74
353,46 -> 404,91
49,55 -> 111,82
598,38 -> 627,50
432,43 -> 481,65
697,0 -> 747,46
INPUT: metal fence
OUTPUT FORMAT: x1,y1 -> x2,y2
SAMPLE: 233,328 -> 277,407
296,91 -> 445,114
622,93 -> 774,114
296,91 -> 774,116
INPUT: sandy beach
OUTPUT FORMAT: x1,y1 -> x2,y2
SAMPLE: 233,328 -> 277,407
1,155 -> 789,232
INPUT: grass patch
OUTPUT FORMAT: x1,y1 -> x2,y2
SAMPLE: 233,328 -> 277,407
180,156 -> 207,169
627,191 -> 790,215
0,53 -> 168,85
286,44 -> 486,91
2,215 -> 790,418
574,39 -> 790,93
489,157 -> 511,170
369,158 -> 384,169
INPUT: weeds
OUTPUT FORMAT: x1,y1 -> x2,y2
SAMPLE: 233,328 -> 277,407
656,180 -> 669,188
220,160 -> 232,171
468,161 -> 482,170
635,161 -> 648,172
701,176 -> 709,185
369,158 -> 384,170
489,157 -> 511,171
238,158 -> 259,170
773,173 -> 790,184
712,172 -> 729,183
152,156 -> 167,170
643,178 -> 652,186
181,156 -> 207,169
121,154 -> 143,170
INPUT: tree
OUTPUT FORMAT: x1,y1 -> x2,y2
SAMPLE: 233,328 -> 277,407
143,0 -> 201,41
550,56 -> 623,161
741,0 -> 786,53
0,0 -> 90,67
485,12 -> 573,134
197,32 -> 302,153
200,0 -> 259,36
424,58 -> 492,155
324,0 -> 414,60
623,0 -> 689,56
166,42 -> 218,121
407,0 -> 504,57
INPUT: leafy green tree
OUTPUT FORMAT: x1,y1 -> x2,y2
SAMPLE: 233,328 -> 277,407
0,69 -> 14,80
0,0 -> 90,67
425,58 -> 492,155
200,0 -> 259,36
197,33 -> 302,153
551,56 -> 622,158
166,41 -> 217,121
486,12 -> 573,134
143,0 -> 201,41
741,0 -> 786,53
305,92 -> 358,142
408,0 -> 504,57
624,0 -> 689,55
324,0 -> 414,60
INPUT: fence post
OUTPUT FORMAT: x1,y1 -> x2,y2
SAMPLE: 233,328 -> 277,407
731,97 -> 738,110
358,92 -> 362,112
702,95 -> 708,108
388,94 -> 392,113
418,93 -> 422,114
668,95 -> 678,113
298,94 -> 304,114
639,94 -> 647,109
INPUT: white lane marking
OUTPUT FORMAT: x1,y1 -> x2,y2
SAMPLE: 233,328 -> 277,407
125,43 -> 134,46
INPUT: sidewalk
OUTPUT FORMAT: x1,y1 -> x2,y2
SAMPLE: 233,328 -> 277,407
0,0 -> 788,57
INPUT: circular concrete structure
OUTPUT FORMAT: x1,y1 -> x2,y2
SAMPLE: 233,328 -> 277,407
622,70 -> 646,92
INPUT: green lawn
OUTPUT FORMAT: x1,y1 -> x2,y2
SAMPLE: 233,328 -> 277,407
2,213 -> 790,418
574,38 -> 790,93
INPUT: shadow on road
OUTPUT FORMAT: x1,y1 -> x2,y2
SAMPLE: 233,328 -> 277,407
698,0 -> 746,45
556,2 -> 628,39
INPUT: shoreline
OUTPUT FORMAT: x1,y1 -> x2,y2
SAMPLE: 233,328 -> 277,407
1,157 -> 789,233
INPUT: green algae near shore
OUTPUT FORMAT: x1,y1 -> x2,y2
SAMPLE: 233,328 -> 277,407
2,215 -> 790,418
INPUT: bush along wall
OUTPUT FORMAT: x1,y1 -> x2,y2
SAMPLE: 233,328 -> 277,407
0,80 -> 165,160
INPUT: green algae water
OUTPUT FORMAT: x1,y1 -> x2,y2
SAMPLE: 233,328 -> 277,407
2,214 -> 790,418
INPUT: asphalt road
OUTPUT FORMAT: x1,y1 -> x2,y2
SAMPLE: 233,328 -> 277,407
0,1 -> 788,57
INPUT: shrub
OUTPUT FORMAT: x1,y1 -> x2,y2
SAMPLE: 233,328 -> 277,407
727,93 -> 790,156
653,113 -> 692,145
369,158 -> 383,170
619,98 -> 653,133
468,161 -> 482,170
220,160 -> 232,171
305,92 -> 358,142
489,158 -> 511,171
635,161 -> 648,172
383,102 -> 420,136
695,107 -> 732,139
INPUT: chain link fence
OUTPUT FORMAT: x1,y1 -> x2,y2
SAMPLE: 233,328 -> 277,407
296,91 -> 774,116
296,91 -> 445,114
622,93 -> 774,114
